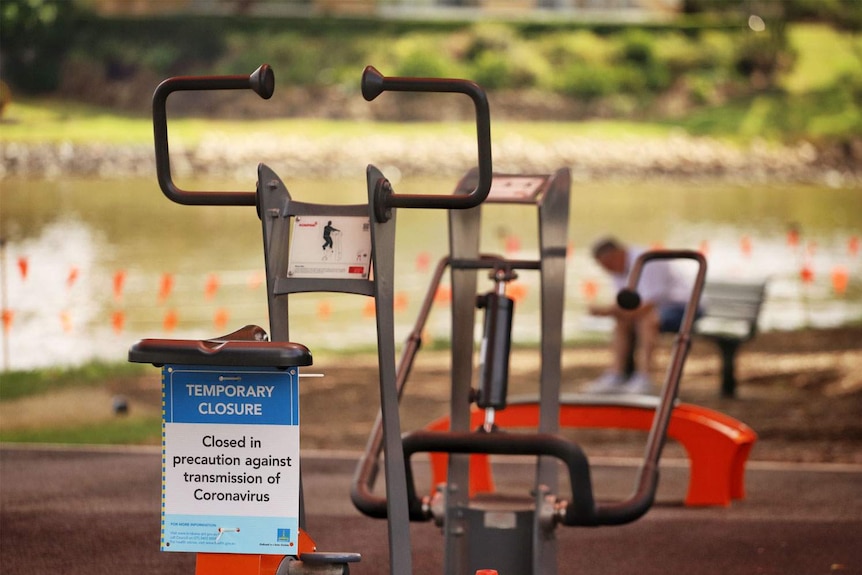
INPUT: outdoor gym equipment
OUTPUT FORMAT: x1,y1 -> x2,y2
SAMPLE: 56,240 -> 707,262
351,166 -> 711,574
128,63 -> 495,575
128,62 -> 720,575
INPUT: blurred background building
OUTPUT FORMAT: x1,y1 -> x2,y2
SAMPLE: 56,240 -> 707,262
85,0 -> 684,20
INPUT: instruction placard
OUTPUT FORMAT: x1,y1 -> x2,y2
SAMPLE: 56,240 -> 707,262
487,176 -> 547,203
288,215 -> 371,279
160,365 -> 300,554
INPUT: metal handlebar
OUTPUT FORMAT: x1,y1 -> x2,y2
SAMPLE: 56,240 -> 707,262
584,249 -> 708,526
361,66 -> 493,221
351,250 -> 708,527
152,64 -> 275,206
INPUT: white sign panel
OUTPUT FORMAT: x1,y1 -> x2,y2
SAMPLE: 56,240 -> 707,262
287,215 -> 371,279
161,365 -> 300,555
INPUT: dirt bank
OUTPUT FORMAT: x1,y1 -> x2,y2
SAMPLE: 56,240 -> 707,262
113,326 -> 862,464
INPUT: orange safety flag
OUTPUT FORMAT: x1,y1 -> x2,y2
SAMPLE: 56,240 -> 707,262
247,271 -> 264,290
67,267 -> 79,289
581,279 -> 599,302
113,270 -> 126,301
316,300 -> 332,321
158,273 -> 174,303
2,309 -> 13,333
434,285 -> 452,304
112,310 -> 125,334
831,266 -> 849,295
504,235 -> 521,256
848,236 -> 859,257
740,236 -> 753,257
60,310 -> 73,333
17,257 -> 28,280
163,309 -> 178,332
213,308 -> 229,330
362,299 -> 376,318
506,282 -> 528,303
394,292 -> 409,312
415,252 -> 431,273
786,226 -> 800,248
204,274 -> 220,300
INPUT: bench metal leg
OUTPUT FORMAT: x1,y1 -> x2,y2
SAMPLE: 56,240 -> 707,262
715,339 -> 742,398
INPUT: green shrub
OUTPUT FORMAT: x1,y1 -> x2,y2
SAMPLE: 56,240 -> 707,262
390,34 -> 455,78
538,30 -> 614,68
470,44 -> 549,90
554,62 -> 620,100
619,29 -> 656,66
0,0 -> 89,92
733,29 -> 797,89
464,22 -> 519,60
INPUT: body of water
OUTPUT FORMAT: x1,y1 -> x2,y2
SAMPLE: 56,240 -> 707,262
1,175 -> 860,370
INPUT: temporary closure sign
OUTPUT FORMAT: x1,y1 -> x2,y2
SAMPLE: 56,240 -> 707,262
161,365 -> 300,554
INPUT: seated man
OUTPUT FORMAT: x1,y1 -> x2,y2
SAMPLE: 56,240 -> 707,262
585,236 -> 694,394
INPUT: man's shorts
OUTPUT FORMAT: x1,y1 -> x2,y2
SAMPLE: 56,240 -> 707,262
658,303 -> 699,333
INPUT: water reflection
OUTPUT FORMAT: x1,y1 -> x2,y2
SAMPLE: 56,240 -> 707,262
1,177 -> 860,370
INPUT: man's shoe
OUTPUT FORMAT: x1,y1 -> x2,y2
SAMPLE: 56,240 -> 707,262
622,371 -> 654,395
584,371 -> 627,394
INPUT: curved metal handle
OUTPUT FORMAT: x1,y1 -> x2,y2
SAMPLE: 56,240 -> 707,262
362,66 -> 493,218
584,249 -> 708,525
152,64 -> 275,206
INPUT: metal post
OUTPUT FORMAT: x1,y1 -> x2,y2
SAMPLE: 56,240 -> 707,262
532,168 -> 571,575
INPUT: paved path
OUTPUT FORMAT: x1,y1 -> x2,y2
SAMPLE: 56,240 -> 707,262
2,445 -> 860,575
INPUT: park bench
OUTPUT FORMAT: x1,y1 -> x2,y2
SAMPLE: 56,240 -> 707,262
691,280 -> 768,398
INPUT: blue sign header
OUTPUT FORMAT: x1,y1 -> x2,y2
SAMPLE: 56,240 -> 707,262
163,365 -> 299,426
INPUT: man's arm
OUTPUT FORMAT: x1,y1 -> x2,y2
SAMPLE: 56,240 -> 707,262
588,300 -> 656,320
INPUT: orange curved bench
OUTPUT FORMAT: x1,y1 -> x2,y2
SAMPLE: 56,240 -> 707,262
425,395 -> 757,507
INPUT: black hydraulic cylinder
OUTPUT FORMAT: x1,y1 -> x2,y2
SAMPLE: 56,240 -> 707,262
476,292 -> 514,410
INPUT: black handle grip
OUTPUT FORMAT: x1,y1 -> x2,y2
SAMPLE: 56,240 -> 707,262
617,250 -> 707,317
362,66 -> 493,216
152,64 -> 274,206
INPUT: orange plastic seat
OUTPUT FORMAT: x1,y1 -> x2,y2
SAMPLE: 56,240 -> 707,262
425,398 -> 757,507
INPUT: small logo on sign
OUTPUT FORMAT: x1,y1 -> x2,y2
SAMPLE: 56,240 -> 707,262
277,528 -> 291,542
